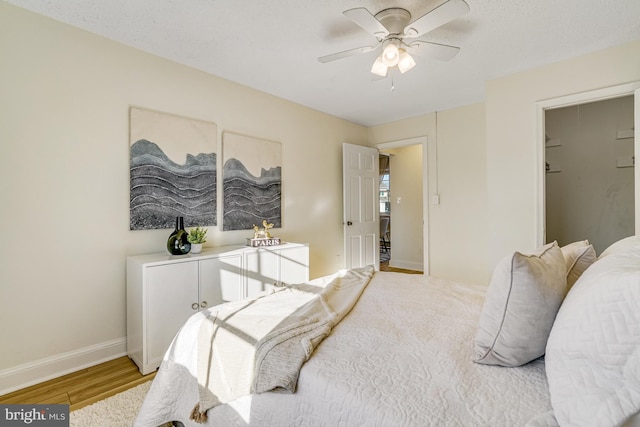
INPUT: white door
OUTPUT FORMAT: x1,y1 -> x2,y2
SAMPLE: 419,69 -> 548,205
343,143 -> 379,269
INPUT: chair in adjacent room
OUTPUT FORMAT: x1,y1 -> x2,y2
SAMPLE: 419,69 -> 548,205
380,216 -> 390,253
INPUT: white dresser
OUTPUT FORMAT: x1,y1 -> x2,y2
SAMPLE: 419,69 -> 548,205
126,242 -> 309,374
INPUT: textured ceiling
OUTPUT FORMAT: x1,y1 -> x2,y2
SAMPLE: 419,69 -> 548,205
5,0 -> 640,126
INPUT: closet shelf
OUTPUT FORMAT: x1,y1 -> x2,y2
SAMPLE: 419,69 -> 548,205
616,129 -> 634,140
545,138 -> 562,148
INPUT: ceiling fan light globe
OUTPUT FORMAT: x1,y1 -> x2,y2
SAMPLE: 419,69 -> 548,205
398,51 -> 416,73
371,56 -> 388,77
381,43 -> 400,67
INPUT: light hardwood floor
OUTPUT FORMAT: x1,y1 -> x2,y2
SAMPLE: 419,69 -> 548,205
380,260 -> 422,274
381,265 -> 422,274
0,357 -> 155,411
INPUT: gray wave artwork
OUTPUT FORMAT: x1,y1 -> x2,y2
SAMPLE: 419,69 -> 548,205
222,158 -> 281,231
130,139 -> 216,230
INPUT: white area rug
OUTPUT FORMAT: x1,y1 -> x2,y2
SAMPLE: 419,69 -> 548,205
70,381 -> 151,427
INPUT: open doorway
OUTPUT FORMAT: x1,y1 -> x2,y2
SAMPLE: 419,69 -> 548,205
377,142 -> 425,272
545,96 -> 635,253
379,154 -> 391,268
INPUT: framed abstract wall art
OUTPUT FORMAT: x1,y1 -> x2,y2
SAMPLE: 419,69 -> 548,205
222,132 -> 281,231
129,107 -> 217,230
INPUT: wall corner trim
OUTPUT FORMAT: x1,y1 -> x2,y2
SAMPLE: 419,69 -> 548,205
0,337 -> 127,396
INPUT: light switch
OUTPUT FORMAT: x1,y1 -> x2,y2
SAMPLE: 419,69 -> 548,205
396,197 -> 402,204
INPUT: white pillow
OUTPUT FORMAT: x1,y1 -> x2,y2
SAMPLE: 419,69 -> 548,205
560,240 -> 596,289
474,241 -> 567,367
546,246 -> 640,427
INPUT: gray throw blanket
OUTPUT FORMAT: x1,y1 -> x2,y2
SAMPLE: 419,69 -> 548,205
190,266 -> 375,423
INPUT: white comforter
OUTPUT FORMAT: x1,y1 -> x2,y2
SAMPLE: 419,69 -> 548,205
135,271 -> 553,426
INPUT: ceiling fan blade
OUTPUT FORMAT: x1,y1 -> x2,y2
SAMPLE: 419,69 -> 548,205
318,46 -> 377,63
403,0 -> 470,38
343,8 -> 389,39
408,41 -> 460,61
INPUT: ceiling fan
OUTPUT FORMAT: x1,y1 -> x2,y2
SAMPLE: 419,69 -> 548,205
318,0 -> 470,77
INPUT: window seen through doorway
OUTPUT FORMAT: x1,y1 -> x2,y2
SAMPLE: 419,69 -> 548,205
380,173 -> 390,213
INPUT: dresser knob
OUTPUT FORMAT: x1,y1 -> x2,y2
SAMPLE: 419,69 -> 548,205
191,303 -> 198,310
200,301 -> 207,308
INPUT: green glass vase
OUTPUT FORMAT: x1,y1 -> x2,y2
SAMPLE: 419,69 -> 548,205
167,216 -> 191,255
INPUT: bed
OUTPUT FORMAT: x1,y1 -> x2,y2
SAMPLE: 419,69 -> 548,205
135,236 -> 640,427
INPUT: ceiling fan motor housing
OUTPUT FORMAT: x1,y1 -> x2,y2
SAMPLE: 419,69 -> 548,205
374,8 -> 412,38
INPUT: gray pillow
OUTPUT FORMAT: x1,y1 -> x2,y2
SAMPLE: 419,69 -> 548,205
560,240 -> 596,289
473,241 -> 567,367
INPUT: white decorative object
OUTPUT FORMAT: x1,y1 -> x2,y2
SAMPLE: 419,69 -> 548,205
126,243 -> 309,374
246,237 -> 281,247
190,243 -> 203,254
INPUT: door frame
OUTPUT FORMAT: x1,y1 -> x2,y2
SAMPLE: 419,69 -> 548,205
376,136 -> 429,274
534,82 -> 640,247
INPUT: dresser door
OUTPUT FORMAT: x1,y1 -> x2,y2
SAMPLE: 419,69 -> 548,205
279,245 -> 310,285
145,261 -> 198,367
244,249 -> 280,299
199,254 -> 243,306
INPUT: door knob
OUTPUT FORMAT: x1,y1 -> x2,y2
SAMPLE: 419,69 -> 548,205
347,221 -> 353,226
191,303 -> 198,310
200,301 -> 207,308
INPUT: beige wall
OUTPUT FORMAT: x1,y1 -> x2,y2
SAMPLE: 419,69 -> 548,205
486,40 -> 640,267
369,103 -> 489,285
0,2 -> 366,379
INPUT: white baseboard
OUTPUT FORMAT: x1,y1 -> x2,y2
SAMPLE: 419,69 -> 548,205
389,258 -> 424,272
0,337 -> 127,396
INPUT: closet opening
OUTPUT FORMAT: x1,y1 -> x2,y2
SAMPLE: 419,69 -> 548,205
536,82 -> 640,253
544,95 -> 634,253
